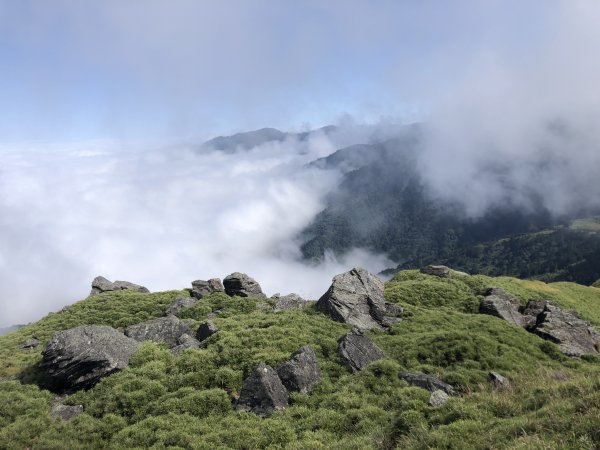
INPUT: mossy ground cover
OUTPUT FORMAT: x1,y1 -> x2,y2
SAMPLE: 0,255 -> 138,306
0,272 -> 599,449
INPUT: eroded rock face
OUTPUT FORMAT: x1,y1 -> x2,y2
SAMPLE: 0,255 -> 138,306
165,296 -> 197,316
399,372 -> 456,395
277,346 -> 320,394
479,288 -> 526,327
316,267 -> 402,330
89,276 -> 149,296
338,328 -> 385,373
420,265 -> 451,278
196,320 -> 219,342
124,316 -> 190,348
223,273 -> 266,298
274,293 -> 306,312
191,278 -> 225,299
530,303 -> 600,357
236,363 -> 289,416
39,325 -> 139,390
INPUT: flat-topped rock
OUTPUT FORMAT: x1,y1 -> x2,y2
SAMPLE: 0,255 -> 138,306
420,265 -> 451,278
191,278 -> 224,299
316,267 -> 402,330
89,276 -> 149,296
39,325 -> 139,391
236,363 -> 289,416
338,327 -> 385,373
399,372 -> 456,395
223,272 -> 266,298
124,316 -> 190,348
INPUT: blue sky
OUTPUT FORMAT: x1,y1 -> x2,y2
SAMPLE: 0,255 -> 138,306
0,0 -> 563,142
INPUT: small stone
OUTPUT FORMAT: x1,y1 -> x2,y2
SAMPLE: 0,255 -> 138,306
488,371 -> 510,389
399,372 -> 456,395
428,389 -> 449,407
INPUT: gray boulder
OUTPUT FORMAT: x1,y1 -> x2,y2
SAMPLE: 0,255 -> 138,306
191,278 -> 225,299
21,337 -> 40,349
428,390 -> 449,407
316,267 -> 402,330
170,333 -> 201,355
165,296 -> 197,316
39,325 -> 140,390
530,302 -> 600,357
196,320 -> 219,342
420,265 -> 451,278
89,276 -> 149,296
479,288 -> 526,327
338,328 -> 385,373
124,316 -> 190,348
277,346 -> 321,394
236,363 -> 289,416
223,272 -> 266,298
521,299 -> 548,328
51,403 -> 84,421
399,372 -> 456,395
488,371 -> 510,389
274,293 -> 306,312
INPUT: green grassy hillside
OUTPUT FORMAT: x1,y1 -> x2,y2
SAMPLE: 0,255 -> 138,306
1,272 -> 600,449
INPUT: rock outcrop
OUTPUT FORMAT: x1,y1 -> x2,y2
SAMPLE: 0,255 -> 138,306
124,316 -> 190,348
399,372 -> 456,395
338,328 -> 385,373
479,288 -> 526,327
39,325 -> 139,390
89,276 -> 149,296
316,267 -> 402,330
223,273 -> 266,298
236,363 -> 289,416
196,320 -> 219,342
164,296 -> 197,316
277,346 -> 320,394
191,278 -> 225,299
274,293 -> 306,312
420,265 -> 451,278
530,302 -> 600,357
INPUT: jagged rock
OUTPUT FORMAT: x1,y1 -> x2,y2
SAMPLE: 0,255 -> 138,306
420,265 -> 451,278
277,346 -> 321,394
521,299 -> 548,328
479,288 -> 527,327
488,371 -> 510,389
39,325 -> 139,390
274,293 -> 306,312
530,302 -> 600,357
196,320 -> 219,342
223,272 -> 266,298
338,327 -> 385,373
399,372 -> 456,395
124,316 -> 190,348
191,278 -> 225,299
89,276 -> 149,296
51,403 -> 84,421
171,333 -> 201,355
316,267 -> 403,330
21,337 -> 40,349
165,296 -> 197,316
236,363 -> 289,416
428,390 -> 449,407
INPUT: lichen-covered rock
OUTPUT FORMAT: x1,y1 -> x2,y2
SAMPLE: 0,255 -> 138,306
124,316 -> 190,348
191,278 -> 224,299
165,296 -> 197,316
337,327 -> 385,373
274,293 -> 306,312
39,325 -> 139,390
277,346 -> 320,394
236,363 -> 289,416
479,287 -> 526,327
89,276 -> 149,296
316,267 -> 402,330
420,265 -> 451,278
196,320 -> 219,342
530,302 -> 600,357
428,389 -> 449,407
223,272 -> 266,298
399,372 -> 456,395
